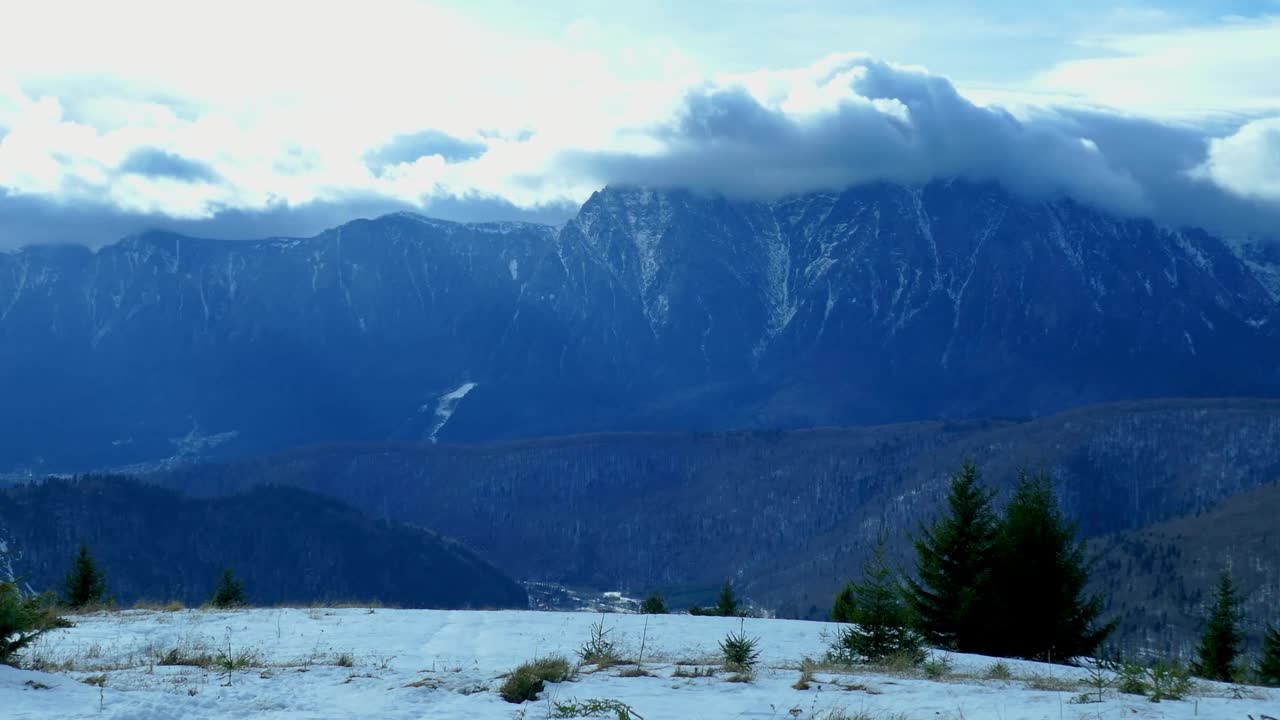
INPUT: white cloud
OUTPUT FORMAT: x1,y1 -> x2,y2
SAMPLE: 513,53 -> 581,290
1194,116 -> 1280,201
0,0 -> 699,223
1,1 -> 1279,245
1035,16 -> 1280,119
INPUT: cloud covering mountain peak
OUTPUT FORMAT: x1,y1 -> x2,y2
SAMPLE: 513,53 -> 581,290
560,55 -> 1280,239
3,15 -> 1280,248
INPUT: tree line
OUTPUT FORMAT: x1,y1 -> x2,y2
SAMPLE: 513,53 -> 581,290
827,462 -> 1280,684
2,544 -> 246,665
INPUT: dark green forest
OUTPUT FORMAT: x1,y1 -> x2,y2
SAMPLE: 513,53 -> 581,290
0,476 -> 527,610
151,398 -> 1280,653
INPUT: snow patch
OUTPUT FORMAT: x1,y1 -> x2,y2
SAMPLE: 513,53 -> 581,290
1223,235 -> 1280,302
753,211 -> 797,358
424,381 -> 478,442
1174,230 -> 1211,270
508,258 -> 519,281
169,422 -> 239,460
0,537 -> 14,583
0,534 -> 31,593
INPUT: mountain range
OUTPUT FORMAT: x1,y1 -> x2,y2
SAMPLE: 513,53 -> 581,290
2,179 -> 1277,472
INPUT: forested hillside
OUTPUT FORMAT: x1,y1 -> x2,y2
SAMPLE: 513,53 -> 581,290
155,398 -> 1280,650
1092,481 -> 1280,658
0,476 -> 527,609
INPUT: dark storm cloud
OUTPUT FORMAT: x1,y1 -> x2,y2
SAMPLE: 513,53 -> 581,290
118,148 -> 220,182
364,130 -> 488,172
0,189 -> 572,252
557,57 -> 1280,239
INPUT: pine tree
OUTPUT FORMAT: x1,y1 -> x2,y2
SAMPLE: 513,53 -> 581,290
639,593 -> 668,615
210,568 -> 246,609
987,469 -> 1113,662
831,581 -> 856,623
1193,570 -> 1243,682
905,461 -> 998,652
61,543 -> 106,609
713,580 -> 742,617
1259,624 -> 1280,687
828,534 -> 921,664
1,582 -> 68,666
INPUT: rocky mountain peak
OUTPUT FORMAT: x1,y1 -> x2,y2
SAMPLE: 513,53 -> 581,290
0,180 -> 1276,472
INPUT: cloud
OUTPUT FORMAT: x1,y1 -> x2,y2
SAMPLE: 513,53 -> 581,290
1194,117 -> 1280,203
559,56 -> 1147,215
3,0 -> 1280,247
1035,16 -> 1280,119
365,130 -> 488,172
1046,109 -> 1280,238
419,192 -> 578,226
557,55 -> 1280,240
118,147 -> 219,182
0,187 -> 574,251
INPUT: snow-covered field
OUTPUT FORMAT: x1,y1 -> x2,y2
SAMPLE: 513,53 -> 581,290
3,608 -> 1276,719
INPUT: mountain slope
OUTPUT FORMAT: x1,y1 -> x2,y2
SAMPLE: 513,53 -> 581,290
0,217 -> 556,471
154,398 -> 1280,649
0,476 -> 528,609
568,184 -> 1276,424
1092,481 -> 1280,658
2,180 -> 1277,472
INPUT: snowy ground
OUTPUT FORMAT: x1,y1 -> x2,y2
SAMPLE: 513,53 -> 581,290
3,608 -> 1276,719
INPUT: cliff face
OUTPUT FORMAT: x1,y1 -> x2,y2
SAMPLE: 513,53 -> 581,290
3,180 -> 1277,472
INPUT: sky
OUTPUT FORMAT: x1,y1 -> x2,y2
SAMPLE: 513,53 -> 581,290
1,0 -> 1279,248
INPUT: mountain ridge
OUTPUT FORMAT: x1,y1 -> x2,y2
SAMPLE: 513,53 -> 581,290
1,179 -> 1277,471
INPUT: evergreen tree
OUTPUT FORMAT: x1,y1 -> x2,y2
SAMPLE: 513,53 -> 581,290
905,461 -> 998,652
639,593 -> 668,615
1,582 -> 68,666
987,469 -> 1113,662
1259,624 -> 1280,687
828,534 -> 921,664
210,567 -> 246,608
61,543 -> 106,609
713,580 -> 742,617
1193,571 -> 1243,682
831,581 -> 856,623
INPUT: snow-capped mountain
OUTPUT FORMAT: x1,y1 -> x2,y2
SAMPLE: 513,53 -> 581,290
1,180 -> 1276,471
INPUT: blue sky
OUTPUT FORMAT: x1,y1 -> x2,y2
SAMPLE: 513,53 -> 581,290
1,0 -> 1279,246
456,0 -> 1279,81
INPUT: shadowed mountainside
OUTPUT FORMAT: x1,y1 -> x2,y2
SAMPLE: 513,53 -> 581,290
1091,481 -> 1280,659
3,180 -> 1277,472
0,476 -> 528,609
153,398 -> 1280,650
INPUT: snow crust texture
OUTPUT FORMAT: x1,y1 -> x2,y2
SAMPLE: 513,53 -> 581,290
3,608 -> 1275,719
